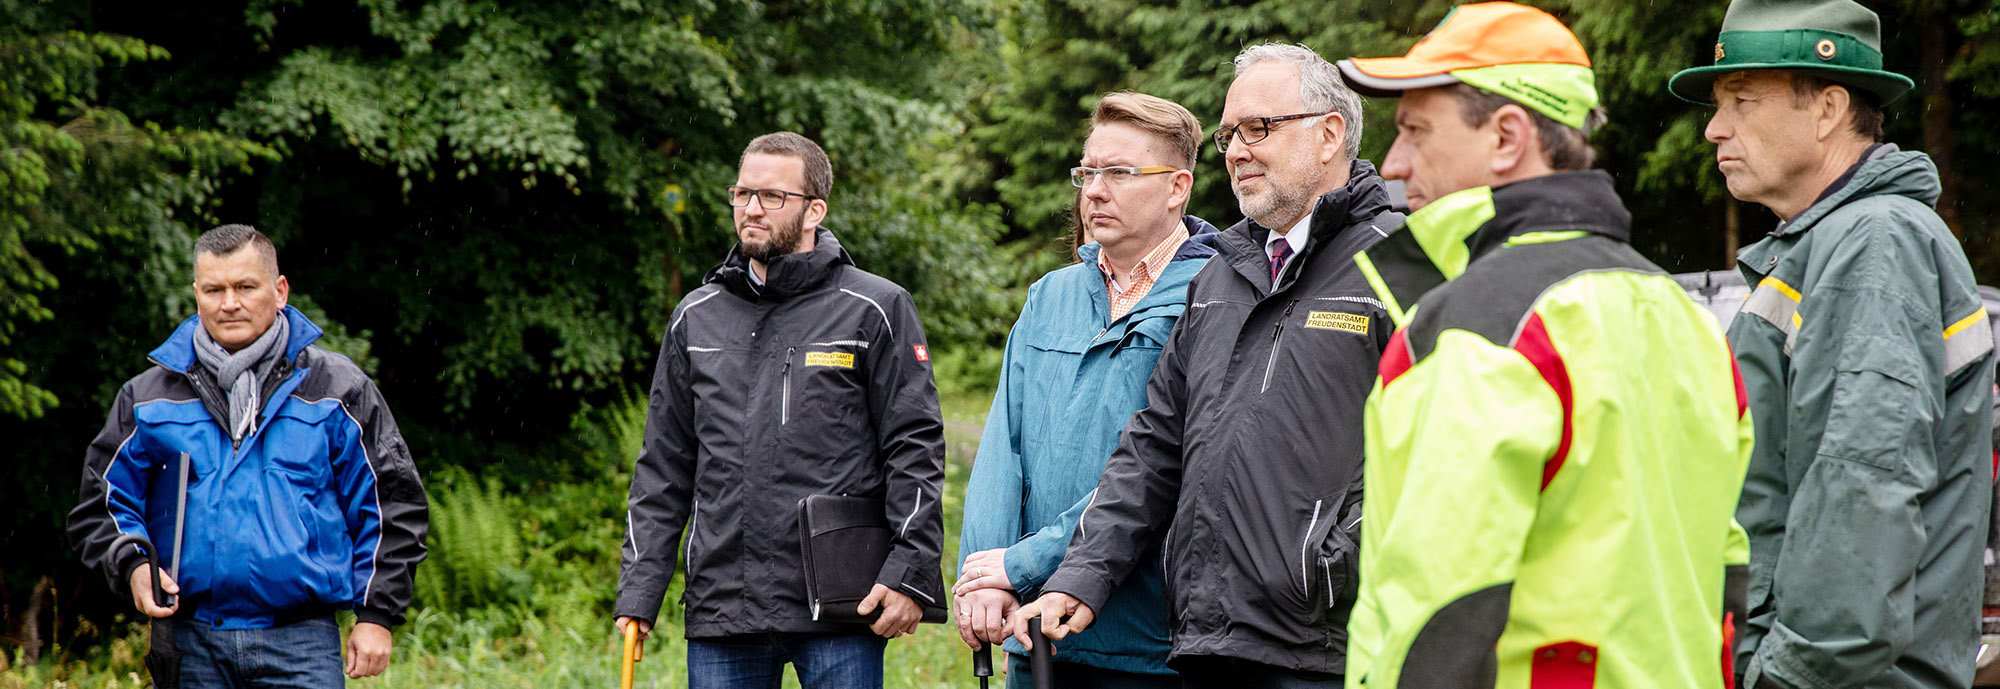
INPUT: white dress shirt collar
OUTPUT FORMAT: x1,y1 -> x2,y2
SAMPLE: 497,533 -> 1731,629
1264,209 -> 1312,261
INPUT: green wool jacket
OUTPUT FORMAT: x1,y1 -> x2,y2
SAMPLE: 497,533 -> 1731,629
1731,145 -> 1995,689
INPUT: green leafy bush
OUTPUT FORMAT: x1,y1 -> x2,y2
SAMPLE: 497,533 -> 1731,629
416,474 -> 532,614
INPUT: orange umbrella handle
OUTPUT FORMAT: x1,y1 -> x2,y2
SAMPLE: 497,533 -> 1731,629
621,619 -> 641,689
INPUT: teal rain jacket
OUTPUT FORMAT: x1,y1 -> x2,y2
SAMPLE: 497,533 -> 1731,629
958,217 -> 1217,674
1731,145 -> 1996,689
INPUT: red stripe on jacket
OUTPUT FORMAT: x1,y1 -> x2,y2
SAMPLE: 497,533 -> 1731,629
1379,328 -> 1414,388
1513,313 -> 1574,491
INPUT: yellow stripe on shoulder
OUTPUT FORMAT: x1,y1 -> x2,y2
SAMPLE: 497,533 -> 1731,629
1944,306 -> 1989,340
1757,276 -> 1801,302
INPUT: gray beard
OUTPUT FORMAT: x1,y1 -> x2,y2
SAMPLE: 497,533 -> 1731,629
1237,150 -> 1324,230
740,213 -> 806,264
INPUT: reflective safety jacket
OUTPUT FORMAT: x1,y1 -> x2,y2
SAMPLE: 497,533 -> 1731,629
1346,171 -> 1753,688
1728,146 -> 1994,689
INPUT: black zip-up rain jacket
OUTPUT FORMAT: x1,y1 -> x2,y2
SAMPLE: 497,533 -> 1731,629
615,227 -> 948,637
1043,161 -> 1402,674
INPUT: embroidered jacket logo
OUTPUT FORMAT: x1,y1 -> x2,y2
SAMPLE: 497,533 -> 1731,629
1304,311 -> 1369,335
912,345 -> 930,362
804,351 -> 855,368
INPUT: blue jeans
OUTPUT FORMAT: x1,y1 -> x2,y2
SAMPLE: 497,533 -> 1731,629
687,632 -> 887,689
174,615 -> 344,688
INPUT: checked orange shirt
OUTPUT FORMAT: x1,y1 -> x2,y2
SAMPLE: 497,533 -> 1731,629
1099,226 -> 1189,321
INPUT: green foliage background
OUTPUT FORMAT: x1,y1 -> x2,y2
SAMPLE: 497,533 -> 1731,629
4,0 -> 1999,683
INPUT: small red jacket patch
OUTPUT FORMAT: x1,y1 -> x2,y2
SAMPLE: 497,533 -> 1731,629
1531,640 -> 1598,689
913,345 -> 929,362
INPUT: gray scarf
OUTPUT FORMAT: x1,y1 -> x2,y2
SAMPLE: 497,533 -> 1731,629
193,314 -> 290,442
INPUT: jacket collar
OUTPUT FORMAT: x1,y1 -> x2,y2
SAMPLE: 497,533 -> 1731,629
1073,215 -> 1221,325
1770,144 -> 1937,238
1219,159 -> 1397,292
1356,170 -> 1628,326
1177,214 -> 1223,259
151,305 -> 324,373
1075,215 -> 1222,266
1461,170 -> 1629,262
706,226 -> 855,300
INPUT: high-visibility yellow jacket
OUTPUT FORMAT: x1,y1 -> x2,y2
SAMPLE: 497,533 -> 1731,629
1346,171 -> 1752,689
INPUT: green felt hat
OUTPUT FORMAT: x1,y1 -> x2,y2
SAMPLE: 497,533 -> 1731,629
1668,0 -> 1913,104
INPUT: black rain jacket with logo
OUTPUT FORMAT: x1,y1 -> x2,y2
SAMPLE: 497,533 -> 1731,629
1043,160 -> 1403,674
614,227 -> 948,637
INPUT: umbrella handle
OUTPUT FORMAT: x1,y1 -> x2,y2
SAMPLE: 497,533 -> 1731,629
621,619 -> 641,689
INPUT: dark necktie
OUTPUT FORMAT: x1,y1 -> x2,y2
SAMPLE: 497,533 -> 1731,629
1269,240 -> 1294,285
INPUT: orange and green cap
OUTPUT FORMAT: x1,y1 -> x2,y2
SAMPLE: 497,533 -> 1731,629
1336,2 -> 1599,131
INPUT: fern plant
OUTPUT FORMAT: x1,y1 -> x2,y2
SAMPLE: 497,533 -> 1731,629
416,474 -> 533,614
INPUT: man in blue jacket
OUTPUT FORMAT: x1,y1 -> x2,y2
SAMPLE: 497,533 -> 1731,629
953,91 -> 1215,689
68,224 -> 430,688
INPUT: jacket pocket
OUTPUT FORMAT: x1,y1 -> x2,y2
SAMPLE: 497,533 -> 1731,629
684,344 -> 755,423
1287,492 -> 1360,617
1314,518 -> 1359,612
1265,298 -> 1384,395
790,342 -> 869,430
1297,297 -> 1383,345
1113,315 -> 1176,354
264,407 -> 333,485
1023,326 -> 1089,355
782,347 -> 794,425
1819,338 -> 1924,470
1294,496 -> 1340,607
1184,298 -> 1251,370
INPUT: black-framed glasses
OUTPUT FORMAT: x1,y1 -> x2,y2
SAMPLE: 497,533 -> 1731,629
726,185 -> 818,210
1212,112 -> 1328,154
1070,165 -> 1182,188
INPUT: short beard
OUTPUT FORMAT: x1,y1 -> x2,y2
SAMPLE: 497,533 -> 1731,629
739,212 -> 807,264
1236,143 -> 1325,229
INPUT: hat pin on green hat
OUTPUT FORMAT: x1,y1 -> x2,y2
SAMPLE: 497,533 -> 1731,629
1669,0 -> 1915,104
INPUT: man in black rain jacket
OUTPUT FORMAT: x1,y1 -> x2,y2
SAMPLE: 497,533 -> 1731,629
1015,44 -> 1401,688
615,132 -> 947,689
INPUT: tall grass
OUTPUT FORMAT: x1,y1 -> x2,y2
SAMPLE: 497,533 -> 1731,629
3,390 -> 994,688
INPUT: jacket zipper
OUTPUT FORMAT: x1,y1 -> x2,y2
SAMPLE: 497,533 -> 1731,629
1261,300 -> 1298,393
684,499 -> 700,579
185,371 -> 235,450
1300,499 -> 1323,594
1322,559 -> 1335,608
781,347 -> 794,425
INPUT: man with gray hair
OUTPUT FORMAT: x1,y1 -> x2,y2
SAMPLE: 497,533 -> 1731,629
1013,43 -> 1402,689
